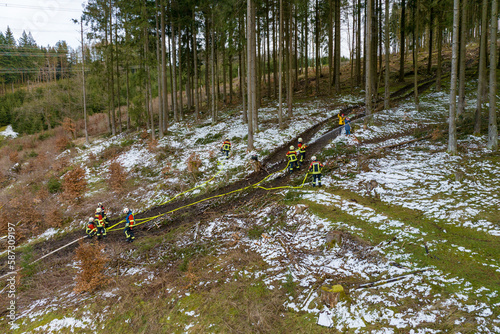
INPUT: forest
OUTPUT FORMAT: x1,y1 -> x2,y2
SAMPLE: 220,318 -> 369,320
1,0 -> 498,151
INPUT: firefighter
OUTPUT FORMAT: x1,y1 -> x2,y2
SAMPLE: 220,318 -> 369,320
286,145 -> 299,173
97,202 -> 109,228
94,207 -> 107,239
338,113 -> 346,126
308,156 -> 324,187
297,138 -> 307,166
221,137 -> 231,158
85,217 -> 97,239
123,208 -> 136,243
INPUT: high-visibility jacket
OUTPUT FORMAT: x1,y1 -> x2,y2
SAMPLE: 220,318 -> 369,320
125,211 -> 135,228
298,144 -> 306,155
338,114 -> 345,125
86,223 -> 97,234
222,140 -> 231,151
286,150 -> 298,162
309,160 -> 323,174
94,213 -> 104,227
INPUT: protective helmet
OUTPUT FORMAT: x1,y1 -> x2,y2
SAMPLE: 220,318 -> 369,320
89,217 -> 94,222
123,207 -> 129,214
98,202 -> 102,207
290,145 -> 294,150
226,137 -> 229,141
298,138 -> 303,142
96,207 -> 102,213
311,156 -> 317,161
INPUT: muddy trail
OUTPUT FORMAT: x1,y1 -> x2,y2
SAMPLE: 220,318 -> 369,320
0,78 -> 437,278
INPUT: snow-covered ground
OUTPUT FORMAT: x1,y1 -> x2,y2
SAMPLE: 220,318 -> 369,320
0,124 -> 18,138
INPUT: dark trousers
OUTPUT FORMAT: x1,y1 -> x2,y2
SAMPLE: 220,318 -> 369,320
312,174 -> 322,187
289,161 -> 298,172
125,227 -> 135,242
222,150 -> 230,158
97,226 -> 106,238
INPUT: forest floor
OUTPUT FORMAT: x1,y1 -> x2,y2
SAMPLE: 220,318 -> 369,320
0,56 -> 500,332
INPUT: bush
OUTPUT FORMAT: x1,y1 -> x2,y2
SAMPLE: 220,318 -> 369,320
73,241 -> 109,294
108,161 -> 127,191
47,177 -> 62,193
55,135 -> 71,152
26,150 -> 38,158
62,166 -> 87,203
186,153 -> 202,173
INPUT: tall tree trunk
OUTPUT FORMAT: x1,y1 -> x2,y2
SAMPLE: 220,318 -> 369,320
475,0 -> 488,135
126,54 -> 130,130
266,0 -> 272,98
356,0 -> 361,86
278,0 -> 283,128
240,14 -> 247,124
305,3 -> 309,93
457,0 -> 467,115
427,7 -> 434,74
193,15 -> 199,120
449,0 -> 460,154
384,0 -> 390,110
366,0 -> 373,115
334,0 -> 341,93
247,0 -> 255,149
399,0 -> 406,81
223,40 -> 227,104
328,0 -> 333,95
487,0 -> 498,150
436,22 -> 443,91
413,0 -> 419,110
288,2 -> 293,118
315,0 -> 320,95
211,9 -> 217,123
204,15 -> 210,108
115,23 -> 122,133
252,0 -> 259,130
186,31 -> 192,111
178,25 -> 184,120
172,24 -> 178,121
273,2 -> 278,97
155,0 -> 163,137
109,0 -> 116,136
229,33 -> 234,104
162,2 -> 168,131
80,19 -> 89,144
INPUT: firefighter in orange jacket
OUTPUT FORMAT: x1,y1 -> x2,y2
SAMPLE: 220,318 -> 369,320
221,137 -> 231,158
85,217 -> 97,239
286,145 -> 299,173
97,202 -> 109,228
123,208 -> 136,243
309,156 -> 324,187
94,207 -> 107,239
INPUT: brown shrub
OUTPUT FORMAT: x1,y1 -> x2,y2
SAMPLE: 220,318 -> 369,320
62,117 -> 77,139
8,150 -> 19,163
186,153 -> 202,173
53,156 -> 70,173
161,162 -> 172,179
100,145 -> 124,161
73,241 -> 109,294
63,166 -> 87,203
147,139 -> 158,153
140,130 -> 149,139
46,208 -> 63,228
55,135 -> 70,152
108,161 -> 127,191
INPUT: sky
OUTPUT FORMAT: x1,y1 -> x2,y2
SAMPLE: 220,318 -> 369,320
0,1 -> 86,49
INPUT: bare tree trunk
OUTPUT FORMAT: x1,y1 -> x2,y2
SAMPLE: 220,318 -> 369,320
334,0 -> 341,93
211,9 -> 217,124
457,0 -> 467,115
247,0 -> 255,149
366,0 -> 373,115
413,0 -> 419,110
115,24 -> 122,133
109,0 -> 116,136
315,0 -> 320,95
305,3 -> 309,93
252,0 -> 259,130
266,0 -> 272,98
172,24 -> 178,122
436,23 -> 442,91
80,19 -> 89,144
193,14 -> 199,120
384,0 -> 390,110
449,0 -> 460,154
475,0 -> 488,135
155,0 -> 163,137
487,0 -> 498,150
162,2 -> 169,131
356,0 -> 361,86
223,40 -> 227,104
288,2 -> 293,118
399,0 -> 406,81
427,7 -> 434,74
229,33 -> 234,104
328,0 -> 333,95
278,0 -> 283,129
178,25 -> 184,120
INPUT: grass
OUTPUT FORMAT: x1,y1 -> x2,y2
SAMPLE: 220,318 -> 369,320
299,188 -> 500,302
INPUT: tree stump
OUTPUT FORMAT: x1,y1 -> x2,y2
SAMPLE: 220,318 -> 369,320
320,284 -> 345,308
326,231 -> 343,248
